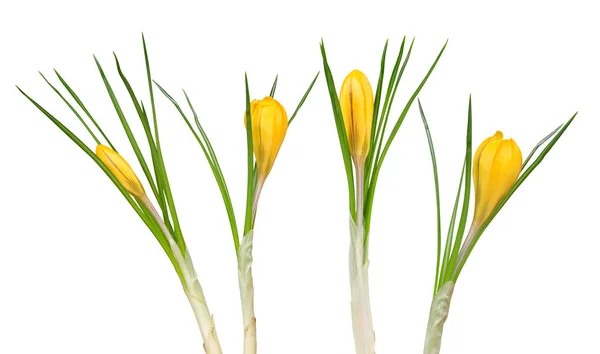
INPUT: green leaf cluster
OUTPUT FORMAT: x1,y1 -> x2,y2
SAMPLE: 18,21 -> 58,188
155,72 -> 319,256
418,98 -> 577,294
320,38 -> 447,261
19,36 -> 188,283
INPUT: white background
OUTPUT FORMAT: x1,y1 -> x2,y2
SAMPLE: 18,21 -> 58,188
1,0 -> 598,353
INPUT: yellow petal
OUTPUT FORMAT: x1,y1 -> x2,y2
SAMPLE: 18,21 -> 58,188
472,132 -> 522,225
339,70 -> 374,165
473,131 -> 503,194
96,144 -> 146,198
245,97 -> 288,182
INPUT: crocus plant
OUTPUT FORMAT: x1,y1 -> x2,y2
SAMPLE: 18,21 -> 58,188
418,98 -> 576,354
19,36 -> 317,354
155,73 -> 318,354
320,38 -> 447,354
16,33 -> 578,354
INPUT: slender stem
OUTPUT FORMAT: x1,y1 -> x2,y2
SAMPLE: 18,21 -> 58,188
140,196 -> 222,354
240,176 -> 262,354
252,178 -> 265,224
350,161 -> 375,354
423,281 -> 455,354
453,223 -> 478,280
238,230 -> 257,354
356,163 -> 365,229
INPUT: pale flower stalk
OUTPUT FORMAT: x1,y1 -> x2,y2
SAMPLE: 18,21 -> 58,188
423,282 -> 455,354
340,70 -> 376,354
141,189 -> 223,354
97,144 -> 222,354
349,216 -> 376,354
238,230 -> 257,354
423,129 -> 525,354
239,96 -> 288,354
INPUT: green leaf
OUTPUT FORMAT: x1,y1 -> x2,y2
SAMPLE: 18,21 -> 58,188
17,87 -> 177,269
453,112 -> 577,279
369,40 -> 389,154
113,53 -> 161,203
371,37 -> 410,172
183,90 -> 241,251
522,124 -> 562,169
154,81 -> 241,254
364,40 -> 389,186
243,73 -> 256,234
438,160 -> 466,290
288,72 -> 320,125
140,39 -> 186,254
418,99 -> 442,294
269,74 -> 278,98
445,96 -> 473,282
53,69 -> 116,150
96,52 -> 184,253
319,39 -> 356,220
39,72 -> 101,146
363,40 -> 447,235
93,56 -> 159,205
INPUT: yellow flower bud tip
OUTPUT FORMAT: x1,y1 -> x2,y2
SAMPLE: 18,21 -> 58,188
339,69 -> 374,165
472,131 -> 523,225
95,144 -> 146,199
244,97 -> 288,182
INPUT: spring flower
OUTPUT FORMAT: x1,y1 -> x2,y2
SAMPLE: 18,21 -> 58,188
96,144 -> 146,199
472,131 -> 522,225
339,70 -> 374,165
245,97 -> 288,182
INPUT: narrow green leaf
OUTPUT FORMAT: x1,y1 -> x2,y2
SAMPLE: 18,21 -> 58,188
18,87 -> 175,264
438,160 -> 466,290
373,38 -> 414,169
418,100 -> 442,294
364,40 -> 389,187
288,72 -> 320,125
446,96 -> 473,282
269,74 -> 278,98
113,53 -> 161,202
142,34 -> 159,143
453,113 -> 577,279
369,40 -> 389,154
54,69 -> 116,150
183,90 -> 241,252
39,72 -> 101,145
371,37 -> 409,172
320,40 -> 356,219
140,39 -> 186,253
522,124 -> 562,169
96,53 -> 185,253
363,40 -> 447,235
154,81 -> 241,254
93,56 -> 158,203
243,73 -> 256,234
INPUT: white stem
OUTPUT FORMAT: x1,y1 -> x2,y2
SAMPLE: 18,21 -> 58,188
142,197 -> 222,354
252,179 -> 265,220
238,230 -> 257,354
454,225 -> 478,278
349,163 -> 375,354
423,281 -> 455,354
356,163 -> 365,230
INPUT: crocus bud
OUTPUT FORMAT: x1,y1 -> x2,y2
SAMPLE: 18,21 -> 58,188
339,70 -> 374,165
472,131 -> 522,225
96,144 -> 146,199
245,97 -> 288,182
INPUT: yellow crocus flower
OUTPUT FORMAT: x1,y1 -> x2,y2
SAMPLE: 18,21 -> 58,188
339,70 -> 374,165
472,131 -> 522,225
96,144 -> 146,199
245,97 -> 288,183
